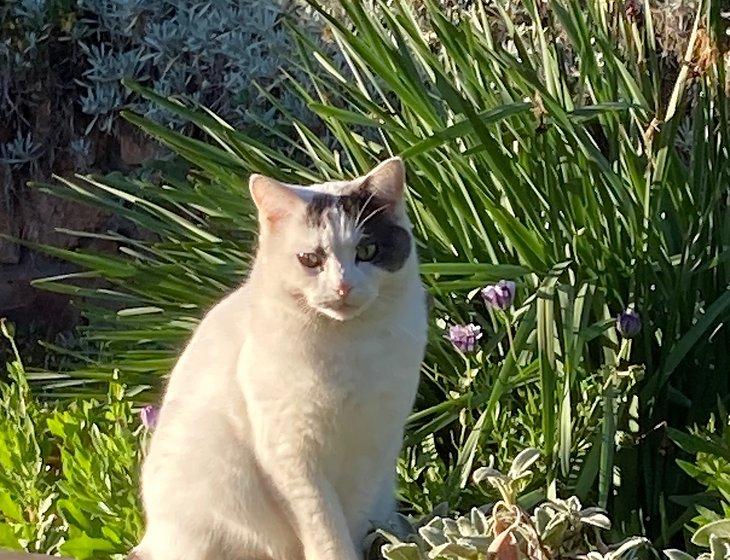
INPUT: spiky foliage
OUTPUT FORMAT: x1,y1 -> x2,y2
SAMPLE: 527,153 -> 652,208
26,0 -> 730,543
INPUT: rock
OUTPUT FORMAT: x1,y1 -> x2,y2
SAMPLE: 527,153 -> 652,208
119,124 -> 162,166
0,181 -> 110,339
0,208 -> 21,265
19,187 -> 109,248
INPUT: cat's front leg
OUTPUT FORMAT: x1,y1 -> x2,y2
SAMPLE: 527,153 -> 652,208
244,386 -> 359,560
259,454 -> 360,560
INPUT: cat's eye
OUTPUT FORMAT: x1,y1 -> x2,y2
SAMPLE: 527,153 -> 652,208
297,251 -> 323,269
356,242 -> 378,262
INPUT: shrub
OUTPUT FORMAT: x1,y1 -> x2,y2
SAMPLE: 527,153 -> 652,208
665,409 -> 730,559
0,0 -> 332,198
0,320 -> 143,558
27,0 -> 730,545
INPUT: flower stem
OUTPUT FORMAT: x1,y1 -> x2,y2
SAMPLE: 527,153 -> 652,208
502,312 -> 519,365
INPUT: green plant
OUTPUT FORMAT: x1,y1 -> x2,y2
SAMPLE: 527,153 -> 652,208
665,408 -> 730,559
0,320 -> 64,553
371,449 -> 650,560
664,521 -> 730,560
0,0 -> 335,188
24,0 -> 729,543
0,319 -> 143,558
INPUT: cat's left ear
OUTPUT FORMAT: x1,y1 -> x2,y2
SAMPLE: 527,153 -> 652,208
360,157 -> 406,208
249,174 -> 303,226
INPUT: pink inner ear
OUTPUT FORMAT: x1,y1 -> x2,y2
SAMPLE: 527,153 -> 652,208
264,207 -> 287,225
249,175 -> 302,225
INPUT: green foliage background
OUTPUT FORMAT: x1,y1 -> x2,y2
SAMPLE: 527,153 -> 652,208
0,0 -> 728,557
0,322 -> 143,558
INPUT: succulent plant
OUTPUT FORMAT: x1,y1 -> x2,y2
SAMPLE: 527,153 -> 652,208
373,449 -> 650,560
664,519 -> 730,560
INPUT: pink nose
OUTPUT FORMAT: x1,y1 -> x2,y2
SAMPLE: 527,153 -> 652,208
336,282 -> 352,299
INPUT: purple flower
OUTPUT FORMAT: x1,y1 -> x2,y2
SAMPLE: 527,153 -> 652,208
140,405 -> 159,430
616,309 -> 641,339
481,280 -> 516,311
447,323 -> 483,353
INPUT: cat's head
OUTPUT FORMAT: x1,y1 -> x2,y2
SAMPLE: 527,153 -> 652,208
249,157 -> 414,321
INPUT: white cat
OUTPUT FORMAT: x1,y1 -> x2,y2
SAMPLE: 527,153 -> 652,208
134,157 -> 428,560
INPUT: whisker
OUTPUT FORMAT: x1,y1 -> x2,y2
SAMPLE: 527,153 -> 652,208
356,204 -> 388,232
383,321 -> 423,344
354,190 -> 378,227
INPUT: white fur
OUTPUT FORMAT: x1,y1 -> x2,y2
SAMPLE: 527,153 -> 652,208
136,158 -> 427,560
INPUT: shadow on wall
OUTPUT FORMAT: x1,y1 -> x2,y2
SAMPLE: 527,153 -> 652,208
0,130 -> 157,348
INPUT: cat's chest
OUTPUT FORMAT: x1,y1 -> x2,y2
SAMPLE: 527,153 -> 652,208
240,321 -> 420,402
256,330 -> 405,378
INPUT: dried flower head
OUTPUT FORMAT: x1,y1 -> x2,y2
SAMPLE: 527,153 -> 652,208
625,0 -> 643,23
692,28 -> 720,77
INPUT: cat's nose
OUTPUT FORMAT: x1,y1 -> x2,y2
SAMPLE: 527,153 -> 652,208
336,282 -> 352,299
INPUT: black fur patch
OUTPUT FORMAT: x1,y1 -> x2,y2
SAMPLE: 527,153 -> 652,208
305,193 -> 339,226
305,189 -> 411,272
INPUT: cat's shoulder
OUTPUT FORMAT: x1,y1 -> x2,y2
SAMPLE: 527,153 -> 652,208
194,284 -> 252,337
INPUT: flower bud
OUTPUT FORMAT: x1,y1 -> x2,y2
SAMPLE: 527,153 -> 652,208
616,309 -> 641,339
140,405 -> 160,430
0,319 -> 15,341
481,280 -> 516,311
446,323 -> 483,353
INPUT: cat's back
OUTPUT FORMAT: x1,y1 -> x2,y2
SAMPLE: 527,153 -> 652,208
162,283 -> 253,402
144,283 -> 255,482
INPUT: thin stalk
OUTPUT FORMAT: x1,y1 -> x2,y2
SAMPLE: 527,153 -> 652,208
599,338 -> 631,508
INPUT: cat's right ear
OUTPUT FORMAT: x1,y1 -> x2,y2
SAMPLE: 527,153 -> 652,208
249,174 -> 303,226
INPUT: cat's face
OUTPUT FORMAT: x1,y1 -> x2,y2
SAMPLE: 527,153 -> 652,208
250,158 -> 413,321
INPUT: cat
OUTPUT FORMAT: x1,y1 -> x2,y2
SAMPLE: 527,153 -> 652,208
134,157 -> 428,560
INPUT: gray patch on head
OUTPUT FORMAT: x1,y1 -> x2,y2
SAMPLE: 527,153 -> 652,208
361,218 -> 411,272
305,188 -> 411,272
305,193 -> 338,227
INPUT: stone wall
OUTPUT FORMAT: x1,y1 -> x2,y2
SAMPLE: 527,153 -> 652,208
0,125 -> 160,341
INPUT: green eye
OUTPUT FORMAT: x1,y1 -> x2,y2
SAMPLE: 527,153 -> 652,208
297,252 -> 323,268
356,242 -> 378,262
